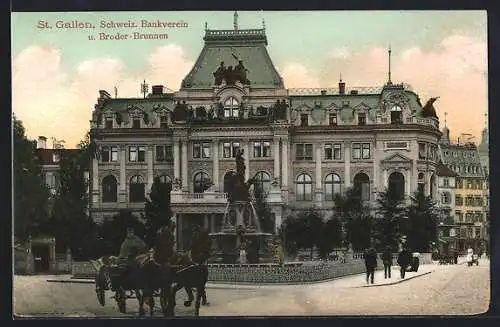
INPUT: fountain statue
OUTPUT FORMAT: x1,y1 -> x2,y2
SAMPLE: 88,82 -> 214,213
209,149 -> 274,264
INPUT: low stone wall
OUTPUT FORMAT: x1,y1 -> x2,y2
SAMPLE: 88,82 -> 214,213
71,252 -> 435,283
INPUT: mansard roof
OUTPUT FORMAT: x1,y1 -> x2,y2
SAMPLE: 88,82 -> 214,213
436,161 -> 458,177
180,29 -> 284,90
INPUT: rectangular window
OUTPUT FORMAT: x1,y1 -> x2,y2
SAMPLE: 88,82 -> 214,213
455,211 -> 463,222
295,144 -> 313,160
352,143 -> 361,159
105,119 -> 113,129
101,146 -> 118,162
325,143 -> 342,160
253,141 -> 271,158
329,113 -> 337,126
193,143 -> 201,158
300,114 -> 308,127
156,145 -> 172,162
223,142 -> 240,158
132,119 -> 141,129
160,116 -> 168,128
362,143 -> 370,159
358,113 -> 366,126
129,146 -> 146,162
443,178 -> 449,187
455,196 -> 463,206
418,142 -> 426,159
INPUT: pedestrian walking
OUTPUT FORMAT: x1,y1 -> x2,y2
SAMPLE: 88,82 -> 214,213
381,245 -> 393,279
397,246 -> 411,279
364,246 -> 378,284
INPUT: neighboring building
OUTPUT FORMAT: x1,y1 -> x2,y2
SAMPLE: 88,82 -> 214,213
439,127 -> 488,253
435,161 -> 458,254
89,19 -> 442,250
35,136 -> 90,214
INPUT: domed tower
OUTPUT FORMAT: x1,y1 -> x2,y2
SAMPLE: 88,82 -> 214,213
439,112 -> 450,146
478,112 -> 489,177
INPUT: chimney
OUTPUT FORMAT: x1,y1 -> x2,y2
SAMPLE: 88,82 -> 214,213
152,85 -> 165,95
320,90 -> 327,96
37,136 -> 47,149
339,80 -> 346,95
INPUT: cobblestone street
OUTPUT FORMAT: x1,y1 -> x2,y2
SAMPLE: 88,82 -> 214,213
13,260 -> 490,317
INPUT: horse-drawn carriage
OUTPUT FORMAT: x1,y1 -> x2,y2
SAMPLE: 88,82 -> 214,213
92,249 -> 209,317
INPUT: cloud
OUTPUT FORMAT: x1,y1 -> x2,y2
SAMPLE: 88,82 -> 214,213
282,35 -> 487,142
12,45 -> 194,147
280,63 -> 320,88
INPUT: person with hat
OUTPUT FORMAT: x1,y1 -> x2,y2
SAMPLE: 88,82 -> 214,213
119,227 -> 148,262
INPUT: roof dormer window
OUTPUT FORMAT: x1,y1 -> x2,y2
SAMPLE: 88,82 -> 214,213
132,119 -> 141,129
390,105 -> 403,124
53,153 -> 60,163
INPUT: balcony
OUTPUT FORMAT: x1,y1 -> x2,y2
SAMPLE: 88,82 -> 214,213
170,189 -> 283,204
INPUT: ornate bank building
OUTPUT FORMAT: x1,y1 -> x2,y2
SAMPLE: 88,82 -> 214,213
89,19 -> 442,250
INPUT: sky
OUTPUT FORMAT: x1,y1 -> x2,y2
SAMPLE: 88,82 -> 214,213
11,11 -> 488,148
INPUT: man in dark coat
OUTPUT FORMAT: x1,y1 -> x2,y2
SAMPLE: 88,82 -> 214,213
364,246 -> 378,284
381,245 -> 393,279
397,247 -> 412,279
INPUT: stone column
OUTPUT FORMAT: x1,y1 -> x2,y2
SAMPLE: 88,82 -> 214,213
210,214 -> 216,233
383,169 -> 388,189
373,140 -> 380,199
119,145 -> 127,202
146,145 -> 154,196
243,140 -> 250,181
173,139 -> 180,181
274,211 -> 282,233
177,213 -> 183,251
315,145 -> 322,203
412,160 -> 418,193
181,140 -> 188,192
425,172 -> 431,196
281,138 -> 289,188
212,139 -> 219,191
171,213 -> 177,250
344,142 -> 351,188
273,137 -> 280,181
405,170 -> 411,197
92,157 -> 99,204
204,214 -> 209,229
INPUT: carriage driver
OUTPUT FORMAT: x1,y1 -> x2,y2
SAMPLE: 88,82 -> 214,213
119,227 -> 148,264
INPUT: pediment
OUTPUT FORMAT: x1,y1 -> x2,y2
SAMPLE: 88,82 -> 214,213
153,104 -> 171,114
294,104 -> 312,112
354,102 -> 372,111
127,105 -> 145,117
381,153 -> 412,163
325,102 -> 341,111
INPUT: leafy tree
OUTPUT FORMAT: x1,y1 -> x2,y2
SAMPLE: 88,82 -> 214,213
48,148 -> 95,256
406,189 -> 439,252
143,177 -> 173,247
13,116 -> 51,240
253,185 -> 275,233
97,209 -> 147,256
374,186 -> 407,251
318,217 -> 343,259
333,188 -> 373,251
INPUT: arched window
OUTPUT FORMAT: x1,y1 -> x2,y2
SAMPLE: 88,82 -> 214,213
353,173 -> 370,201
388,172 -> 405,199
129,175 -> 145,202
254,171 -> 271,198
390,105 -> 403,124
418,172 -> 425,194
223,97 -> 239,118
296,173 -> 312,201
223,171 -> 234,194
430,174 -> 436,198
102,175 -> 117,202
324,173 -> 341,201
193,172 -> 211,193
158,175 -> 171,184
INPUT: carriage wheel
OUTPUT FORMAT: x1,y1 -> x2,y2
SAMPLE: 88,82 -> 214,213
116,291 -> 127,314
96,290 -> 106,307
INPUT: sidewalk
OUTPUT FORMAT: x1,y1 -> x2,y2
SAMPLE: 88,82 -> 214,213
44,264 -> 437,289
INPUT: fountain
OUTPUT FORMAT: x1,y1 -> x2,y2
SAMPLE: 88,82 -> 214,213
209,149 -> 274,264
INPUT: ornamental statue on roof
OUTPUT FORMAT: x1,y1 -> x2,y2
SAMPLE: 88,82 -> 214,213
213,54 -> 250,86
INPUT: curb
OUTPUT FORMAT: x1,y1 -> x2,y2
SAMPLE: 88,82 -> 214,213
47,279 -> 94,284
359,270 -> 433,288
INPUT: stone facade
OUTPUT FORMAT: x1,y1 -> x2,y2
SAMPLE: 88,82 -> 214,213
88,24 -> 441,250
